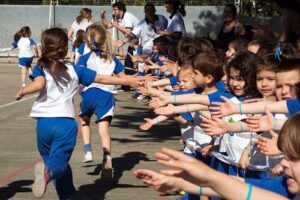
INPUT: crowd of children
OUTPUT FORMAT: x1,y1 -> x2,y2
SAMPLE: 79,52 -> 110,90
11,0 -> 300,199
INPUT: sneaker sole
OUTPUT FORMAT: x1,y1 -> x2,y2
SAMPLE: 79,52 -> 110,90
32,162 -> 47,198
82,158 -> 93,163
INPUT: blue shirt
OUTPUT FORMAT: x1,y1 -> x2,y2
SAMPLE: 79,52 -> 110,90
286,98 -> 300,115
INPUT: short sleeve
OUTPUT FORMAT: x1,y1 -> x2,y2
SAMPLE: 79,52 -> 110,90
245,177 -> 294,199
77,42 -> 86,55
31,64 -> 45,80
136,46 -> 143,54
29,38 -> 36,46
73,64 -> 96,86
131,23 -> 143,38
113,57 -> 124,75
169,76 -> 178,87
208,91 -> 234,103
11,41 -> 18,48
77,53 -> 90,67
286,99 -> 300,115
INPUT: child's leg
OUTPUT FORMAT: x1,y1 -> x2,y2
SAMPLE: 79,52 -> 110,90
98,117 -> 113,181
36,118 -> 77,199
20,66 -> 27,86
79,116 -> 93,162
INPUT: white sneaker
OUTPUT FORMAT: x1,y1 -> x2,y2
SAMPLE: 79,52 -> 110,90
111,89 -> 118,95
137,94 -> 147,100
82,151 -> 93,163
32,162 -> 50,198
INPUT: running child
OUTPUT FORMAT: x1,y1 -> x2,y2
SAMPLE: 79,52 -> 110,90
15,27 -> 141,199
12,26 -> 39,87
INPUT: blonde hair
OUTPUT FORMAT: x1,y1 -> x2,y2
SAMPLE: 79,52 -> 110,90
86,24 -> 115,62
278,112 -> 300,161
76,8 -> 92,24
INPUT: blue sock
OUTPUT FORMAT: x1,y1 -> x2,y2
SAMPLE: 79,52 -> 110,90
83,144 -> 92,153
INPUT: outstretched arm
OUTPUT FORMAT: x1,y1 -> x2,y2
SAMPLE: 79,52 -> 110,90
15,76 -> 45,100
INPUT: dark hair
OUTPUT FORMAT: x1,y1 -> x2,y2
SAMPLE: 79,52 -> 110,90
14,26 -> 31,42
226,50 -> 259,97
167,40 -> 178,61
224,4 -> 237,19
296,82 -> 300,100
276,57 -> 300,73
38,28 -> 70,92
177,37 -> 214,66
274,0 -> 300,13
76,8 -> 92,24
229,37 -> 249,51
165,0 -> 186,17
153,36 -> 169,45
192,52 -> 224,84
144,3 -> 156,12
73,30 -> 86,48
278,112 -> 300,161
256,54 -> 280,74
112,1 -> 126,12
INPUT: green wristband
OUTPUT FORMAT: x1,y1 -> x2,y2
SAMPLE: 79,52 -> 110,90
186,104 -> 190,113
154,118 -> 160,124
239,103 -> 242,114
173,95 -> 177,104
238,121 -> 244,132
245,183 -> 252,200
198,186 -> 203,196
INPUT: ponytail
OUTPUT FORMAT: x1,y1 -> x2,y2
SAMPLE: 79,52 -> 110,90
179,3 -> 186,17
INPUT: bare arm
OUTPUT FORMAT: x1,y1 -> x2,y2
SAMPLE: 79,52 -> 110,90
15,76 -> 45,100
67,28 -> 74,42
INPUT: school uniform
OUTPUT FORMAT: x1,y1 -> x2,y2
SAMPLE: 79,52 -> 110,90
131,15 -> 168,55
77,51 -> 124,123
77,41 -> 91,56
286,98 -> 300,115
70,19 -> 92,42
245,177 -> 295,199
30,61 -> 97,199
167,11 -> 186,39
12,37 -> 36,67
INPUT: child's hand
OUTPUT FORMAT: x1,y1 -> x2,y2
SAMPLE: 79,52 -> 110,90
15,87 -> 25,101
99,10 -> 106,18
209,96 -> 237,117
246,110 -> 274,132
201,144 -> 214,157
128,77 -> 144,89
138,81 -> 160,97
149,94 -> 170,109
134,169 -> 183,194
238,149 -> 250,169
200,117 -> 229,136
156,147 -> 214,187
140,118 -> 154,131
271,163 -> 284,176
154,104 -> 176,115
256,130 -> 282,156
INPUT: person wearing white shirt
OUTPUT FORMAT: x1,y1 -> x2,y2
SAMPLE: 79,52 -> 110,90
68,8 -> 93,42
156,0 -> 186,41
117,3 -> 168,55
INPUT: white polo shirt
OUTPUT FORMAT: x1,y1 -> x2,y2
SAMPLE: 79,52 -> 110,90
167,11 -> 186,38
71,19 -> 93,42
131,15 -> 168,55
117,12 -> 139,30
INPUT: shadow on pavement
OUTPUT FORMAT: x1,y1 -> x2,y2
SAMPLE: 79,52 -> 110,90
0,180 -> 33,200
72,151 -> 149,200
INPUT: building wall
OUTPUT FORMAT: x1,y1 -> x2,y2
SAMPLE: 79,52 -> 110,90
0,5 -> 279,47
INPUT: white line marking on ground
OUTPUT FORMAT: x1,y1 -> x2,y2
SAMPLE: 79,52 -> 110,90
0,95 -> 38,109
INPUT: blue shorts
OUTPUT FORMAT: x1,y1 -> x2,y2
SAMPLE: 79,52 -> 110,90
79,88 -> 115,123
19,57 -> 33,67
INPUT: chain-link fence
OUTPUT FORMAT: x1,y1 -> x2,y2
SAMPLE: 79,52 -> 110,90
0,0 -> 233,5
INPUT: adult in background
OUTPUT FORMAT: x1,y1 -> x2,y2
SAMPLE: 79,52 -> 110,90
273,0 -> 300,46
155,0 -> 186,41
100,1 -> 139,76
117,3 -> 168,55
68,8 -> 93,43
216,4 -> 245,51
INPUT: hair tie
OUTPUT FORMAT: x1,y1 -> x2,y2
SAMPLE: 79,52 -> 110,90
274,43 -> 282,61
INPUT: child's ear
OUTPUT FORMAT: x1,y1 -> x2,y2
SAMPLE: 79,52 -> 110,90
206,75 -> 214,84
